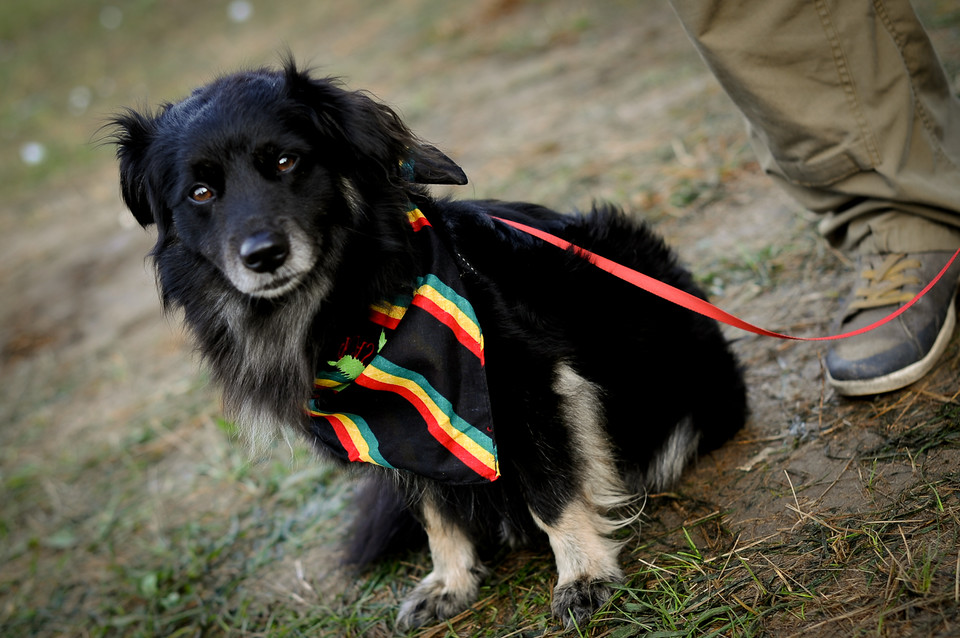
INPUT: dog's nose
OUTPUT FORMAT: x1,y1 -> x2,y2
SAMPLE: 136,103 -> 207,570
240,231 -> 289,273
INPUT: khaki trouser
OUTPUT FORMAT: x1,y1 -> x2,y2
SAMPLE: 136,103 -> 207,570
669,0 -> 960,253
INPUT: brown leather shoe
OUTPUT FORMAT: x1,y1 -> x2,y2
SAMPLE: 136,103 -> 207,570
826,252 -> 960,396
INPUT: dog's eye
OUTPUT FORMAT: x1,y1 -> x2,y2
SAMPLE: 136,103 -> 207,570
277,154 -> 299,173
189,185 -> 214,203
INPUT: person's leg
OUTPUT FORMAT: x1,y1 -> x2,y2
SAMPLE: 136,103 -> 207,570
669,0 -> 960,395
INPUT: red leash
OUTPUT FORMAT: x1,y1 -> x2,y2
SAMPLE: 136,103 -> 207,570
493,216 -> 960,342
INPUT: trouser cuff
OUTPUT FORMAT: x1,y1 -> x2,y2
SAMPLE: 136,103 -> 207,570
820,209 -> 960,254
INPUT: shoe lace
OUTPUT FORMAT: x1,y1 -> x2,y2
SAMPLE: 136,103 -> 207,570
849,253 -> 922,310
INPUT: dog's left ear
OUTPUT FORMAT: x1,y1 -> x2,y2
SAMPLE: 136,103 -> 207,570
282,60 -> 467,186
403,144 -> 468,186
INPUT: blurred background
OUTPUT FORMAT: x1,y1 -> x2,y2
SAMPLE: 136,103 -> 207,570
2,1 -> 959,636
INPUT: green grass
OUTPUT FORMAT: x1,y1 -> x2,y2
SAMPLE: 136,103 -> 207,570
595,470 -> 960,638
1,426 -> 354,637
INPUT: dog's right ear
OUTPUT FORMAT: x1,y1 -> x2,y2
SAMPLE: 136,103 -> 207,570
110,109 -> 159,228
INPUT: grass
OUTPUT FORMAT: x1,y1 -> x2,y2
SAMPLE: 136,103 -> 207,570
595,466 -> 960,638
3,0 -> 960,636
191,400 -> 958,638
1,423 -> 353,637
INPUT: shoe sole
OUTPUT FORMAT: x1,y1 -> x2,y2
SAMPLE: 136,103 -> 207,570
827,301 -> 957,397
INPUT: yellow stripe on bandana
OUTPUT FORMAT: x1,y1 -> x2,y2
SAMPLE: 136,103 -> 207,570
358,362 -> 499,481
406,207 -> 431,231
416,285 -> 483,351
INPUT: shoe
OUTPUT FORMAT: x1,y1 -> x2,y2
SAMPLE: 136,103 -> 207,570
826,251 -> 960,396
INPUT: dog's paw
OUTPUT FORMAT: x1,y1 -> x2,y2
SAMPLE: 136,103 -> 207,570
396,566 -> 487,630
551,575 -> 619,629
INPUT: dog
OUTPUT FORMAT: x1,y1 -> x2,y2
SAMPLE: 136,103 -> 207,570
111,59 -> 747,630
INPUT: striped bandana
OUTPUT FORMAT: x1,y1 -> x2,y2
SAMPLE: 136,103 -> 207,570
306,207 -> 500,484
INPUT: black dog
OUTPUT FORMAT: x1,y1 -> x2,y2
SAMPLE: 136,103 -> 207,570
111,59 -> 746,630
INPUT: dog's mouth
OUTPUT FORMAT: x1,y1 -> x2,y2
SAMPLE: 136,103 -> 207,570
230,261 -> 316,299
249,272 -> 304,298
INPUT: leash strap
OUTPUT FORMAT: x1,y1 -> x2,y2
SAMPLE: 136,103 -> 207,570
492,216 -> 960,342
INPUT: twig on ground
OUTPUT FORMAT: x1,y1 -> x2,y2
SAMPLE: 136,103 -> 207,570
814,455 -> 855,504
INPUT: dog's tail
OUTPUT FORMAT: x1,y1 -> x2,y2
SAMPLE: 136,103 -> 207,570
343,477 -> 426,566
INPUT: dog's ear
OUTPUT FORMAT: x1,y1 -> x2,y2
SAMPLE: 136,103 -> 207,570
110,109 -> 159,228
283,60 -> 467,186
403,144 -> 468,186
342,96 -> 468,186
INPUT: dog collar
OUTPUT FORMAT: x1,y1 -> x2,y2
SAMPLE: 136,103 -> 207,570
306,207 -> 499,484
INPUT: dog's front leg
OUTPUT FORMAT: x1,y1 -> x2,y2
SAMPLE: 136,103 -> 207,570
396,494 -> 487,629
523,363 -> 626,629
529,498 -> 624,629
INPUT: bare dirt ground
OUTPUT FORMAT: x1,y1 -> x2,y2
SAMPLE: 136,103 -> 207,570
3,1 -> 960,636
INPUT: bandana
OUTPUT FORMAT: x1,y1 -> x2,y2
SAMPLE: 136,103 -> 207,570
306,207 -> 499,484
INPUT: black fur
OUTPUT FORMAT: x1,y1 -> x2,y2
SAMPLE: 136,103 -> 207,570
111,59 -> 747,630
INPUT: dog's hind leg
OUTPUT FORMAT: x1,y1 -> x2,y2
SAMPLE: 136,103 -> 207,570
396,493 -> 487,629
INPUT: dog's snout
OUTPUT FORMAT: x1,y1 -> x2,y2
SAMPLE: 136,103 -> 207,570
240,231 -> 290,273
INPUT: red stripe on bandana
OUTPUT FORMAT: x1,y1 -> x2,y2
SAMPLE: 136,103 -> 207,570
318,413 -> 363,462
407,208 -> 431,232
355,371 -> 499,482
411,295 -> 485,365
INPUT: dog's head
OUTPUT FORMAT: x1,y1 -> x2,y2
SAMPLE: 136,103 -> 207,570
111,59 -> 466,299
